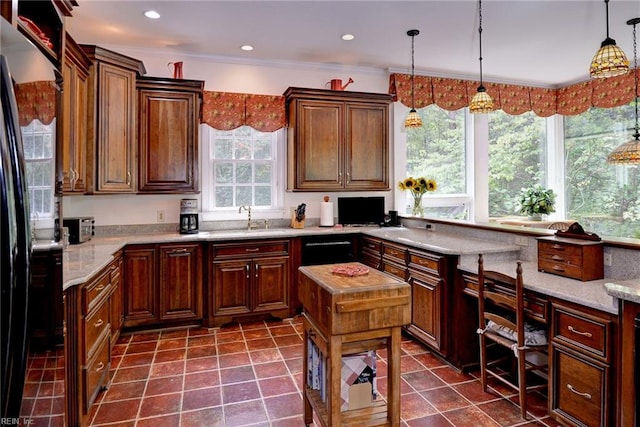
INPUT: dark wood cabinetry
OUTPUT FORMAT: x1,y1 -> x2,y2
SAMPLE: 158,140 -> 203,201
29,248 -> 63,349
137,77 -> 204,193
359,235 -> 451,356
123,243 -> 202,328
65,253 -> 121,426
549,299 -> 617,427
284,87 -> 392,191
209,240 -> 290,327
61,33 -> 91,194
619,300 -> 640,427
82,45 -> 145,193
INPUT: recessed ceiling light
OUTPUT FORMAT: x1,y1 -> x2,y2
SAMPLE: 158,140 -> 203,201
241,45 -> 254,51
341,33 -> 355,41
144,10 -> 160,19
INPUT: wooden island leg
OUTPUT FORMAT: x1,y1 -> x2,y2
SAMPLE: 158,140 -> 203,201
329,334 -> 343,427
302,326 -> 313,426
387,326 -> 402,427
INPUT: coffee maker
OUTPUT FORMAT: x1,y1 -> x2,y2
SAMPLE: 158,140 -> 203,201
179,199 -> 198,234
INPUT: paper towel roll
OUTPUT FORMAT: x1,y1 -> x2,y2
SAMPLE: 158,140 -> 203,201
320,202 -> 334,226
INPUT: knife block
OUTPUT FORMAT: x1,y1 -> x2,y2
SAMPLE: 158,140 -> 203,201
291,209 -> 305,229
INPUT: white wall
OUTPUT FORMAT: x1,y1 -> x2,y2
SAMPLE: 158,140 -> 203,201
63,47 -> 398,226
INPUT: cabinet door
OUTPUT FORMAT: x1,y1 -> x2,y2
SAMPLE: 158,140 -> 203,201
158,244 -> 202,322
212,259 -> 252,316
123,246 -> 157,326
407,272 -> 443,352
95,63 -> 136,192
345,103 -> 389,190
253,256 -> 289,312
294,100 -> 343,190
29,249 -> 63,349
138,87 -> 199,193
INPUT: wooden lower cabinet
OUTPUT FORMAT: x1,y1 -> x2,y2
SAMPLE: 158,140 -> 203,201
65,254 -> 121,426
209,240 -> 290,326
123,243 -> 202,328
549,299 -> 617,427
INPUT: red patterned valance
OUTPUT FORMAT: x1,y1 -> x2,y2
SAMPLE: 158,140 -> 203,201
389,68 -> 640,117
202,91 -> 285,132
14,81 -> 56,126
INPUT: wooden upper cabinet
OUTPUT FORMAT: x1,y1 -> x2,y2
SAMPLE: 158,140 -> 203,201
284,87 -> 392,191
137,77 -> 204,193
61,33 -> 91,194
82,45 -> 145,193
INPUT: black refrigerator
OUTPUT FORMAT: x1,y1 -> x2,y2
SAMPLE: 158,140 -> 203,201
0,52 -> 32,420
1,18 -> 57,418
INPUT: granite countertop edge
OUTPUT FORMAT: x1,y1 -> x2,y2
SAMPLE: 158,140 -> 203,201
64,226 -> 521,291
604,280 -> 640,304
457,261 -> 618,315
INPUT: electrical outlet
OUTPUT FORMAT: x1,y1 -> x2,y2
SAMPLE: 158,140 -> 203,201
425,223 -> 435,232
603,253 -> 612,266
157,210 -> 165,223
514,236 -> 528,246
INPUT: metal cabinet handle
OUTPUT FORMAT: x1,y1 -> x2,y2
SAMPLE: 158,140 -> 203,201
255,265 -> 259,278
94,319 -> 104,328
245,248 -> 260,252
96,362 -> 105,372
338,172 -> 342,185
552,244 -> 565,250
552,265 -> 565,272
567,384 -> 592,400
95,284 -> 105,292
551,255 -> 565,261
568,325 -> 593,338
127,171 -> 131,186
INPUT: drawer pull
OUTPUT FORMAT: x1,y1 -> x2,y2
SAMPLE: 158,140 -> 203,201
568,325 -> 593,338
552,244 -> 565,250
246,264 -> 250,279
551,255 -> 565,261
245,248 -> 260,252
95,284 -> 105,292
96,362 -> 105,372
552,265 -> 565,272
567,384 -> 592,400
94,319 -> 104,328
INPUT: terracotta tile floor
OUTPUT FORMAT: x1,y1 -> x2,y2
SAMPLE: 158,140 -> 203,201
22,316 -> 561,426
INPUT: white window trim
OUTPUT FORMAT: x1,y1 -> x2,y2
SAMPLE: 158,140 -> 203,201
22,118 -> 56,229
199,124 -> 286,221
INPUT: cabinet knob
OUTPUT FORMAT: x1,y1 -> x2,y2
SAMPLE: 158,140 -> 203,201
246,264 -> 250,279
96,362 -> 105,372
94,319 -> 104,328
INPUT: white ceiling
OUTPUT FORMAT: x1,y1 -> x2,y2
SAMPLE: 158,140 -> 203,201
66,0 -> 640,88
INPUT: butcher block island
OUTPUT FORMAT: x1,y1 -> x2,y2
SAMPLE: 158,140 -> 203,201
298,263 -> 410,427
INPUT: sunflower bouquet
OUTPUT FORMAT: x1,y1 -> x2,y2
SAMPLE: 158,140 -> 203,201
398,177 -> 437,217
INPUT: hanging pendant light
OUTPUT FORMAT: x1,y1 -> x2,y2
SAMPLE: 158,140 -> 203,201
607,18 -> 640,164
469,0 -> 494,114
404,29 -> 422,128
590,0 -> 629,79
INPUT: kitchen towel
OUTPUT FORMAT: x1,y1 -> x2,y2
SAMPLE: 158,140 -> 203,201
320,201 -> 334,226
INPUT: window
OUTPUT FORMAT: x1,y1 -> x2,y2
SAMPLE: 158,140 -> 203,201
564,102 -> 637,238
404,105 -> 469,219
22,119 -> 55,219
201,125 -> 284,216
488,110 -> 548,217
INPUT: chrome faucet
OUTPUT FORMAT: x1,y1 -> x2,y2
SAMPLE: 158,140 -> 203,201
238,205 -> 252,230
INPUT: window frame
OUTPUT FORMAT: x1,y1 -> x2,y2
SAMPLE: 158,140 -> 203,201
200,124 -> 286,221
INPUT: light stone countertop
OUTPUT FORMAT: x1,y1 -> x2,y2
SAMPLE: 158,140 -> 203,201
457,260 -> 618,315
604,280 -> 640,305
62,225 -> 521,291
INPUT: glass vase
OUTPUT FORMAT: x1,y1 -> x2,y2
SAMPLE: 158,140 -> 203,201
412,194 -> 424,217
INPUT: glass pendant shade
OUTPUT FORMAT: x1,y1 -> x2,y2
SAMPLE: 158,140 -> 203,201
607,17 -> 640,164
469,86 -> 494,114
404,109 -> 422,128
590,38 -> 630,78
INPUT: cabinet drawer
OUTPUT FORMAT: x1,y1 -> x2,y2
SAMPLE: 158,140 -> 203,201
382,261 -> 407,281
84,300 -> 110,360
538,259 -> 585,280
382,244 -> 406,264
83,268 -> 112,314
361,252 -> 381,270
551,346 -> 607,427
552,304 -> 610,360
212,241 -> 289,258
83,334 -> 110,412
539,241 -> 584,258
408,251 -> 442,275
361,237 -> 382,255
